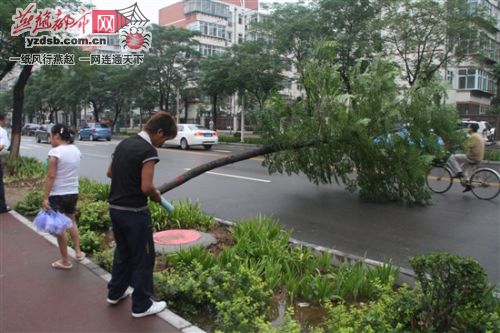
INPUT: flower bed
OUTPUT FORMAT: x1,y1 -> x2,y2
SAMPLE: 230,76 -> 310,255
12,165 -> 500,332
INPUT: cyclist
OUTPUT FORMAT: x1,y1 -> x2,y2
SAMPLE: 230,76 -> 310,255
448,122 -> 485,192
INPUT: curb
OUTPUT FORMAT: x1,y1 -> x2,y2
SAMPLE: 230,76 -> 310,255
8,210 -> 208,333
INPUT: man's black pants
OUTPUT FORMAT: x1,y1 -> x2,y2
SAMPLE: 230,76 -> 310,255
107,208 -> 155,313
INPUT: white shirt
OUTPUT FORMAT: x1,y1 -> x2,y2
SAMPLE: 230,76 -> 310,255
48,144 -> 81,195
0,126 -> 10,150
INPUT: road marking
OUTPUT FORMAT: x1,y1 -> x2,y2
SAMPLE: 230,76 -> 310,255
161,147 -> 265,161
213,149 -> 232,153
184,168 -> 271,183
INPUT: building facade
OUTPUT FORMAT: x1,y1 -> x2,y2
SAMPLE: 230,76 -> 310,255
446,0 -> 500,116
159,0 -> 302,129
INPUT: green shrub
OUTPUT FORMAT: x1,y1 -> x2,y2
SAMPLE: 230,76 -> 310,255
3,156 -> 44,184
78,178 -> 110,201
78,229 -> 103,254
155,258 -> 272,332
15,191 -> 43,216
322,295 -> 401,333
219,135 -> 240,143
207,263 -> 272,333
485,150 -> 500,162
166,245 -> 217,271
93,249 -> 114,272
154,261 -> 214,315
77,200 -> 110,231
409,252 -> 493,332
149,199 -> 213,232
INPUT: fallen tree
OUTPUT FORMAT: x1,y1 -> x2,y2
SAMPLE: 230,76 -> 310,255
158,142 -> 316,194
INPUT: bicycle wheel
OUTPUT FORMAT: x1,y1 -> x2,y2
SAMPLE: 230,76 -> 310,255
426,166 -> 453,193
469,168 -> 500,200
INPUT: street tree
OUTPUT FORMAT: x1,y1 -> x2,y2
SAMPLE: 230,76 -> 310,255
382,0 -> 478,86
146,24 -> 200,111
316,0 -> 384,93
198,53 -> 236,129
255,2 -> 320,102
230,40 -> 286,110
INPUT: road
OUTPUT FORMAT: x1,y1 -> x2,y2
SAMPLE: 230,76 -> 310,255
19,136 -> 500,284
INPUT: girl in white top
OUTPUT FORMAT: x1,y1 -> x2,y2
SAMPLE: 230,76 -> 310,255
43,124 -> 84,269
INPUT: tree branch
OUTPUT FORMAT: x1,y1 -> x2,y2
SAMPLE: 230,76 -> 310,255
158,141 -> 317,193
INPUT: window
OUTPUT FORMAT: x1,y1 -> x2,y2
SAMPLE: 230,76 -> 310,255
184,0 -> 230,18
193,21 -> 227,39
458,68 -> 476,89
198,44 -> 224,57
447,70 -> 454,85
458,68 -> 492,92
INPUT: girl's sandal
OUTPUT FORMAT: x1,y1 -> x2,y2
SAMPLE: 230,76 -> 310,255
51,260 -> 73,270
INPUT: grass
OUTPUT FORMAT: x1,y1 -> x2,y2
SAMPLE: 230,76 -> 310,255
485,149 -> 500,162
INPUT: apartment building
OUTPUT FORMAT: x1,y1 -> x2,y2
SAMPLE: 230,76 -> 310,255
159,0 -> 302,128
446,0 -> 500,116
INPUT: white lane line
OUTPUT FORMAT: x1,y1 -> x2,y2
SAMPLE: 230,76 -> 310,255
184,168 -> 271,183
213,149 -> 232,153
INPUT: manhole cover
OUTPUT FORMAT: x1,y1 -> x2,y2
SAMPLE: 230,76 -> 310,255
153,229 -> 201,245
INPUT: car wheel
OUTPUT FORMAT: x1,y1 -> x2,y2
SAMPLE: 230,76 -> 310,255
36,135 -> 41,143
203,145 -> 212,150
90,134 -> 95,141
180,138 -> 189,150
79,134 -> 83,141
106,137 -> 111,141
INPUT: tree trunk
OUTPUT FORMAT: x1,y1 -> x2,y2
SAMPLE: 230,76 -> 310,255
0,62 -> 15,83
158,141 -> 317,194
183,97 -> 188,123
212,94 -> 217,129
90,100 -> 100,122
112,104 -> 122,134
10,65 -> 33,158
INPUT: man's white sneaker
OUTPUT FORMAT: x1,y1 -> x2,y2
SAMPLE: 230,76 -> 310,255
106,292 -> 129,305
132,301 -> 167,318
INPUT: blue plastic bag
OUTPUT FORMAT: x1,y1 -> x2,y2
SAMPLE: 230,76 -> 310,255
33,210 -> 72,236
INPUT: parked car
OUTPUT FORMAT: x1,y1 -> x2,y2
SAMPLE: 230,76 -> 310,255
21,123 -> 40,136
458,120 -> 495,143
163,124 -> 218,150
35,124 -> 54,143
79,123 -> 112,141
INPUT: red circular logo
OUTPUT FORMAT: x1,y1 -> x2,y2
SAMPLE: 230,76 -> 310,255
125,33 -> 145,50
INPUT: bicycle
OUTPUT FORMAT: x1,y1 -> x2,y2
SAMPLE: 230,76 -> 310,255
426,158 -> 500,200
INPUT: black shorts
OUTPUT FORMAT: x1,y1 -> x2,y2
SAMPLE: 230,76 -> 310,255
49,194 -> 78,214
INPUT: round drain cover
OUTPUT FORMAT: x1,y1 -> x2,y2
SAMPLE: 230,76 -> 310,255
153,229 -> 201,245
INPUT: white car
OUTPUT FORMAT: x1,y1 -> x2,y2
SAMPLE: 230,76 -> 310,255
459,120 -> 495,142
164,124 -> 218,150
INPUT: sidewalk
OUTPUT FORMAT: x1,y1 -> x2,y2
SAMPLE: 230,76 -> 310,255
0,211 -> 204,333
